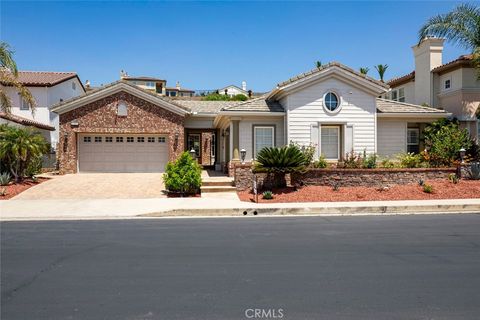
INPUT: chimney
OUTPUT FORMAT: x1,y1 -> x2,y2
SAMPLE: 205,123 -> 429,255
242,81 -> 247,91
176,81 -> 181,90
412,37 -> 444,106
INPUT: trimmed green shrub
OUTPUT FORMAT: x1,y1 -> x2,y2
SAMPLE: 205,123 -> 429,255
163,152 -> 202,194
397,152 -> 425,168
314,154 -> 328,168
25,156 -> 43,177
362,151 -> 377,169
254,145 -> 308,173
231,94 -> 248,101
423,119 -> 471,167
0,125 -> 50,182
380,158 -> 397,168
422,183 -> 433,193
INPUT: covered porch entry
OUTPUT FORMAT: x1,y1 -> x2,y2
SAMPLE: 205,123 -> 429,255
185,129 -> 218,167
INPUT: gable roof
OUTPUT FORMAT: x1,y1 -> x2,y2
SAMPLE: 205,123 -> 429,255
51,80 -> 190,116
221,95 -> 284,113
269,62 -> 389,99
0,112 -> 55,131
217,85 -> 248,94
8,71 -> 85,92
376,98 -> 449,117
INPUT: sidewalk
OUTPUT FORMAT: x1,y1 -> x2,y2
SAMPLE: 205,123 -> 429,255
1,193 -> 479,221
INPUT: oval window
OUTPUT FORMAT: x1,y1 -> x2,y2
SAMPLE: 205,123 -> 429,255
324,92 -> 340,112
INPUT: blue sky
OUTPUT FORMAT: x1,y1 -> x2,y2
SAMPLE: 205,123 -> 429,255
0,1 -> 473,92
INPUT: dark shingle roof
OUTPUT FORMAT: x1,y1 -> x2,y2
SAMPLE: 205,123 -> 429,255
376,98 -> 447,114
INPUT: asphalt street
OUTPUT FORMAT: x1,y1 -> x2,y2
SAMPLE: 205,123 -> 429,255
2,214 -> 480,320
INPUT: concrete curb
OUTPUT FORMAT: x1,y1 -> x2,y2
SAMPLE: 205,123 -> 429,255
142,203 -> 480,217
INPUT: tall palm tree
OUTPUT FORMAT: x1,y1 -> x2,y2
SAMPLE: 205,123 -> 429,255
419,3 -> 480,78
374,64 -> 388,82
359,67 -> 369,75
0,42 -> 36,114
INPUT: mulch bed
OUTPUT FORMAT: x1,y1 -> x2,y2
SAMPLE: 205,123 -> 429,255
238,180 -> 480,203
0,178 -> 48,200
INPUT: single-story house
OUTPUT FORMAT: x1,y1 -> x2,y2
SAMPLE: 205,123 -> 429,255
51,62 -> 449,174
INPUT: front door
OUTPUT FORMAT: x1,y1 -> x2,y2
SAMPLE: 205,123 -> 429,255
321,126 -> 340,160
187,133 -> 201,159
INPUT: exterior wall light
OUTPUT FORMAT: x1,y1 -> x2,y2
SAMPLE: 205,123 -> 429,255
459,148 -> 466,163
190,149 -> 197,159
240,149 -> 246,163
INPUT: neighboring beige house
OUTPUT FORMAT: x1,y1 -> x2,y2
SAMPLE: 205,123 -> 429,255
0,71 -> 85,149
387,37 -> 480,140
121,73 -> 195,98
165,82 -> 195,98
52,62 -> 449,174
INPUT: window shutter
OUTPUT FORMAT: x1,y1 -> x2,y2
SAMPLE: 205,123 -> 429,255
344,125 -> 354,156
310,124 -> 320,159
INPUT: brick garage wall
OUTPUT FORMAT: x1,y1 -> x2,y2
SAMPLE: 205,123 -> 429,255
233,163 -> 456,191
58,91 -> 185,174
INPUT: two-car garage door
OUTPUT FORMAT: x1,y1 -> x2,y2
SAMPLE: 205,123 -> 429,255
78,134 -> 169,173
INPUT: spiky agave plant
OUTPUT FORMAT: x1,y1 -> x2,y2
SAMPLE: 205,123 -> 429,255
255,145 -> 308,173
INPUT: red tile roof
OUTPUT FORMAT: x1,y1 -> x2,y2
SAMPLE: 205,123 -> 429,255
14,71 -> 82,88
0,112 -> 55,131
387,54 -> 474,86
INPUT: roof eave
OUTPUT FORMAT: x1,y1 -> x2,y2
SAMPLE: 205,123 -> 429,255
51,82 -> 189,116
377,112 -> 450,118
218,111 -> 285,116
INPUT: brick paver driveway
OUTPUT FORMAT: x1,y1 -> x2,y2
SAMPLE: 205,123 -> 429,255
13,173 -> 165,200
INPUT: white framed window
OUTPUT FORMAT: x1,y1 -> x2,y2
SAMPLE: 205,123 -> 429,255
83,136 -> 91,143
148,137 -> 155,143
20,98 -> 30,110
407,128 -> 420,153
254,126 -> 274,156
158,137 -> 166,143
105,137 -> 113,143
94,136 -> 102,143
137,137 -> 145,143
445,79 -> 451,90
321,126 -> 340,160
116,137 -> 124,143
127,137 -> 134,143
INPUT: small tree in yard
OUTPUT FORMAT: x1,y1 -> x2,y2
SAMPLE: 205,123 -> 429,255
163,152 -> 202,195
422,119 -> 471,167
0,125 -> 50,182
254,145 -> 308,189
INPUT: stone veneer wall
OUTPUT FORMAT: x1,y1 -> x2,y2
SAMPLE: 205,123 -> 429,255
58,91 -> 185,174
233,163 -> 457,191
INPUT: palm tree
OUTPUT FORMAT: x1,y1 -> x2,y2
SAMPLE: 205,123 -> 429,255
0,125 -> 49,182
419,3 -> 480,78
0,42 -> 36,114
359,67 -> 369,75
315,61 -> 322,68
374,64 -> 388,82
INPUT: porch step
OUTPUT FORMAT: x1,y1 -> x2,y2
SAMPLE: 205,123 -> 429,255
202,180 -> 234,187
201,186 -> 237,193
